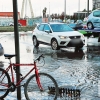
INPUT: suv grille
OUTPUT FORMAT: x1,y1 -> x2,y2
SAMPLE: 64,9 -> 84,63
69,36 -> 81,39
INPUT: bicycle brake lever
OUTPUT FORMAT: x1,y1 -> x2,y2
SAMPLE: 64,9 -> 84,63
37,54 -> 44,62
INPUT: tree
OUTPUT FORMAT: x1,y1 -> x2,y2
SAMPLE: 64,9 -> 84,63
54,13 -> 58,19
82,9 -> 87,12
60,12 -> 64,21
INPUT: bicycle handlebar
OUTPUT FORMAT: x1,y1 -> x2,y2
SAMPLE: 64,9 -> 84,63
34,54 -> 44,62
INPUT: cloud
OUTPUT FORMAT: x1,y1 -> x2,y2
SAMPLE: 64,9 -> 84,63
0,0 -> 92,18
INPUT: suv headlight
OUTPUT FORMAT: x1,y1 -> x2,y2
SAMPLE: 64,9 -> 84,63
81,35 -> 84,38
59,36 -> 68,39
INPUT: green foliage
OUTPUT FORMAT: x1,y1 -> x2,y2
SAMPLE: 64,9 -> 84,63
0,25 -> 36,32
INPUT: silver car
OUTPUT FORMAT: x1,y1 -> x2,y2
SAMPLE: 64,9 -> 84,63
87,9 -> 100,29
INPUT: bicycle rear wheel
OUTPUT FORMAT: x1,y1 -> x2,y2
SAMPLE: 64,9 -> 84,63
24,73 -> 58,100
0,68 -> 11,99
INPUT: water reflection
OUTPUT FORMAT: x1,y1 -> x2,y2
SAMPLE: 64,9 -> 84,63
86,46 -> 100,60
33,47 -> 85,60
32,46 -> 100,99
87,46 -> 100,52
0,61 -> 4,67
26,46 -> 31,53
54,49 -> 85,60
33,46 -> 40,54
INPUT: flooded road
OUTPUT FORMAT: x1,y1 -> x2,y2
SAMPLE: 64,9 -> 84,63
0,32 -> 100,100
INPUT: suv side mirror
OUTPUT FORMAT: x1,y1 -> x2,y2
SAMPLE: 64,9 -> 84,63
44,30 -> 51,33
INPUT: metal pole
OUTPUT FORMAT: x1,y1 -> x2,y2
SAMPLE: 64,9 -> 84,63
25,0 -> 27,18
49,2 -> 50,21
78,0 -> 80,19
87,0 -> 89,16
64,0 -> 66,22
12,0 -> 21,99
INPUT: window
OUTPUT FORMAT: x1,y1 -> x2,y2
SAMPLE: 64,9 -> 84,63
43,24 -> 50,31
93,10 -> 100,17
50,24 -> 73,32
38,24 -> 44,31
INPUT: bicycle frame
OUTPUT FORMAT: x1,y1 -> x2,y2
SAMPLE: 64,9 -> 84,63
3,59 -> 43,90
0,54 -> 58,100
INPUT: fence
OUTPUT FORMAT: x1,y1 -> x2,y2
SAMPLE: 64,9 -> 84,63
0,18 -> 42,32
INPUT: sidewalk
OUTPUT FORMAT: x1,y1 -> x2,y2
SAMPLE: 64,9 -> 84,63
0,31 -> 32,35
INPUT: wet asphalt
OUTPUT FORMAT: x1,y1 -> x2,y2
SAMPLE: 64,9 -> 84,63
0,32 -> 100,100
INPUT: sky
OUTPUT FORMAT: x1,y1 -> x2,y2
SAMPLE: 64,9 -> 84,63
0,0 -> 92,18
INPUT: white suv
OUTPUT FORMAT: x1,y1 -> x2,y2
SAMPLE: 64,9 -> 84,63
87,9 -> 100,29
32,22 -> 85,50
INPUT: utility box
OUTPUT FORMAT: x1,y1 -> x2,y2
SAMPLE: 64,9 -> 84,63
18,19 -> 26,26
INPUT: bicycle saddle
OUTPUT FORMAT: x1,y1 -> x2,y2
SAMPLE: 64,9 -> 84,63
4,54 -> 16,59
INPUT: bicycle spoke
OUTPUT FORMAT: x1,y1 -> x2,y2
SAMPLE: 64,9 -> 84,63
24,73 -> 58,100
0,68 -> 10,99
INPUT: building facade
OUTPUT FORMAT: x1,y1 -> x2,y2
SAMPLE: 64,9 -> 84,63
0,12 -> 20,26
93,0 -> 100,9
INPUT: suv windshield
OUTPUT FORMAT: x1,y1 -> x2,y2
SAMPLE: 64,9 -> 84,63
50,24 -> 73,32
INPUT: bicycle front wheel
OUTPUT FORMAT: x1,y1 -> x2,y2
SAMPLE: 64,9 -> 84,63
24,73 -> 58,100
0,68 -> 11,99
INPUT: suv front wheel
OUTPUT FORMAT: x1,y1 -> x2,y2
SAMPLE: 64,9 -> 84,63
33,36 -> 39,47
51,39 -> 60,50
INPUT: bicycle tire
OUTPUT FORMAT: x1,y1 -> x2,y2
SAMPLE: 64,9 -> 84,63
24,73 -> 58,100
0,68 -> 11,99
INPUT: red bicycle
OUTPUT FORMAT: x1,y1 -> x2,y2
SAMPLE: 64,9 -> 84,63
0,54 -> 58,100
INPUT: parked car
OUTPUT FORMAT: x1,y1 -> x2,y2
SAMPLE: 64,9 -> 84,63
32,22 -> 85,50
9,22 -> 22,26
9,22 -> 14,26
87,8 -> 100,29
83,17 -> 88,22
68,23 -> 83,30
75,20 -> 83,24
0,43 -> 4,56
66,19 -> 75,24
